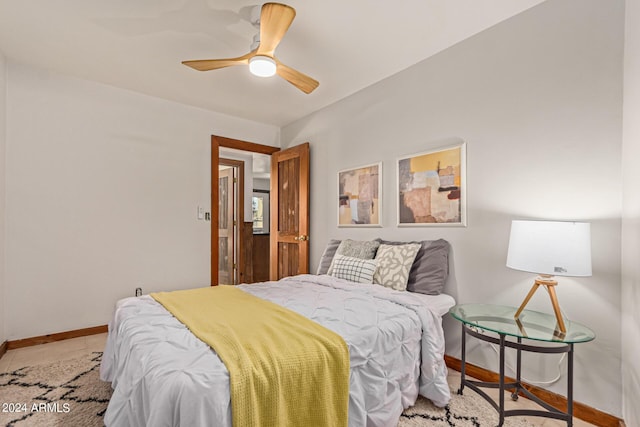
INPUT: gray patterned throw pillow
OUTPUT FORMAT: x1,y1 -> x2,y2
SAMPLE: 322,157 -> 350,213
336,239 -> 381,258
327,239 -> 381,275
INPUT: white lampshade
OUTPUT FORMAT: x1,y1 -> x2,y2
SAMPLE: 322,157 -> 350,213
506,220 -> 592,277
249,55 -> 276,77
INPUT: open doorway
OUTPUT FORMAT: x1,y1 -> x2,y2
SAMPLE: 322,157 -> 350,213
211,136 -> 311,285
211,136 -> 280,286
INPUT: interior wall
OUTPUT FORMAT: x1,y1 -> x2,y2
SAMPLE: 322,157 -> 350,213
282,0 -> 623,416
0,51 -> 6,344
621,0 -> 640,424
253,178 -> 270,192
5,62 -> 280,340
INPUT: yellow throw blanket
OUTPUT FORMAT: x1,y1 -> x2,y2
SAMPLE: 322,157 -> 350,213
150,286 -> 349,427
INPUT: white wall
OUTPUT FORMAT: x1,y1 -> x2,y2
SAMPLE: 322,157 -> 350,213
621,0 -> 640,424
0,51 -> 6,344
4,62 -> 279,340
283,0 -> 623,417
253,178 -> 270,192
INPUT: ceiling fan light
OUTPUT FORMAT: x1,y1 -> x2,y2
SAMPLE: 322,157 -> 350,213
249,56 -> 276,77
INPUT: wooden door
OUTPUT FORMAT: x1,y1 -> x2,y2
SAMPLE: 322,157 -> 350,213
218,168 -> 235,284
270,143 -> 310,280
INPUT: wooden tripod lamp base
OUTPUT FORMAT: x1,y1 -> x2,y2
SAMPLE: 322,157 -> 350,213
514,276 -> 566,334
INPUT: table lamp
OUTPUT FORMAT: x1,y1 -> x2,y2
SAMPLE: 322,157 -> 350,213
506,220 -> 592,334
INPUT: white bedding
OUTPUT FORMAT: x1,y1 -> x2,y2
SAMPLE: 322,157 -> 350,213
409,292 -> 456,317
100,274 -> 453,427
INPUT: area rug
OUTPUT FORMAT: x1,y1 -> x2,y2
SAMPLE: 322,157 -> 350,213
0,352 -> 111,427
399,391 -> 535,427
1,352 -> 535,427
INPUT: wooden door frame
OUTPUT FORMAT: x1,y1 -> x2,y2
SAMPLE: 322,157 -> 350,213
211,135 -> 280,285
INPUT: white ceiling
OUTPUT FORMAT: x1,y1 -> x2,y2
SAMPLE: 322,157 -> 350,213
0,0 -> 546,127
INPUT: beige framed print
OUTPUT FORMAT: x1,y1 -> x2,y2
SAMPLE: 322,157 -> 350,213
338,162 -> 382,227
397,143 -> 466,226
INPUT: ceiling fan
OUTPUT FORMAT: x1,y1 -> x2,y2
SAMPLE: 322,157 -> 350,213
182,2 -> 319,94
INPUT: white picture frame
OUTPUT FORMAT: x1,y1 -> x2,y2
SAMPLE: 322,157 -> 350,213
338,162 -> 382,227
397,142 -> 467,227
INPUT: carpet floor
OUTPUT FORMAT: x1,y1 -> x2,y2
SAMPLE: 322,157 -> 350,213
0,352 -> 535,427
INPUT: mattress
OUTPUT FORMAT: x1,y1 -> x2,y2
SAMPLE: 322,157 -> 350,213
100,274 -> 453,427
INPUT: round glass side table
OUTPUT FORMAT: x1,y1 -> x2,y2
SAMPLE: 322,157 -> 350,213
449,303 -> 595,427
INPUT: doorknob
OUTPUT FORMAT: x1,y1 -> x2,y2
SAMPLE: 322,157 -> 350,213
294,235 -> 309,241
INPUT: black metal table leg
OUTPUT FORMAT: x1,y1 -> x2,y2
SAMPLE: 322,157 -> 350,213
512,336 -> 522,401
498,334 -> 505,427
568,343 -> 574,427
459,322 -> 466,395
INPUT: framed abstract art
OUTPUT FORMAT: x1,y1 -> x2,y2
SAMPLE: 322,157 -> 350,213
338,162 -> 382,227
397,143 -> 466,226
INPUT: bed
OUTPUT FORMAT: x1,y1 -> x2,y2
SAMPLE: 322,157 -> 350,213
100,239 -> 454,427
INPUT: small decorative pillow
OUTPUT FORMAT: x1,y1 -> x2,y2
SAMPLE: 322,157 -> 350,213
373,243 -> 421,291
379,239 -> 450,295
330,254 -> 378,284
327,239 -> 381,275
336,239 -> 380,258
317,239 -> 342,275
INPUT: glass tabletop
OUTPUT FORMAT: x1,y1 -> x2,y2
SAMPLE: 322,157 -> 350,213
449,304 -> 595,343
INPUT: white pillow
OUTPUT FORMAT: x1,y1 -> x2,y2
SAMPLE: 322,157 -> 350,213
373,243 -> 421,291
330,254 -> 378,284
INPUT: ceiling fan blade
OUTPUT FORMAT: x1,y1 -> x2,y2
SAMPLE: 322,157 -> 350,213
182,52 -> 254,71
256,3 -> 296,56
276,60 -> 319,94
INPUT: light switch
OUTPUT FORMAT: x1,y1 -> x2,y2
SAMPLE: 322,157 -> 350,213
197,206 -> 204,220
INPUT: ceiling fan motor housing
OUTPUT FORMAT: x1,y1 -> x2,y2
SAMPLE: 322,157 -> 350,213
250,4 -> 262,27
250,33 -> 261,52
